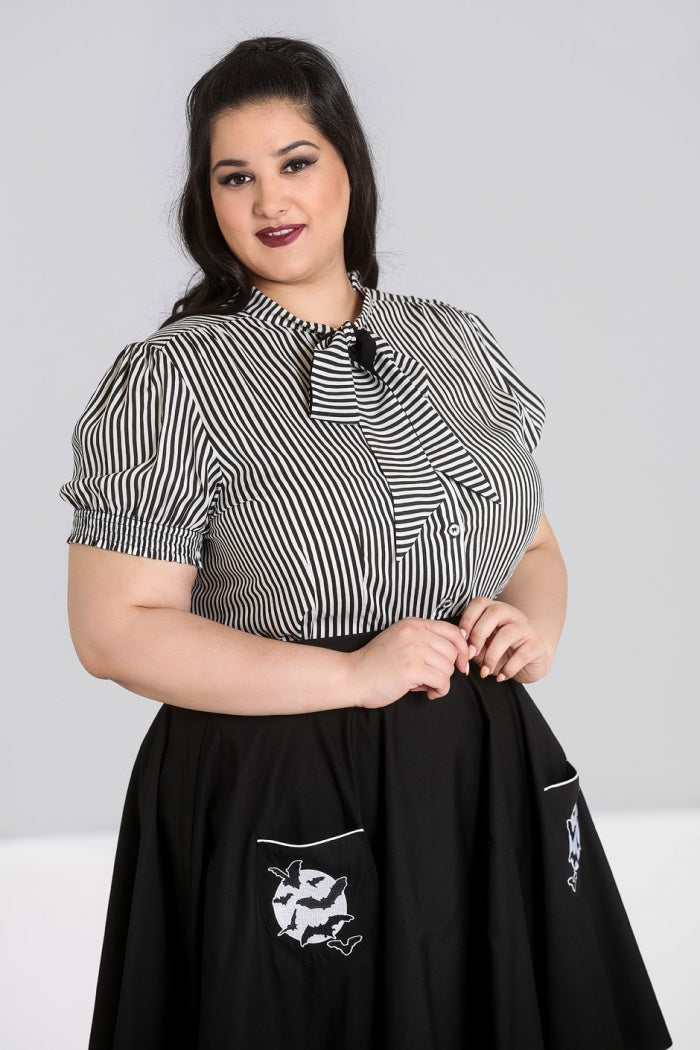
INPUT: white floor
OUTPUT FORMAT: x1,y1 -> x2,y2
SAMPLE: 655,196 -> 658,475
1,811 -> 697,1049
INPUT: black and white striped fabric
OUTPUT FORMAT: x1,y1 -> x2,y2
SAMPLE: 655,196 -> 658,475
59,270 -> 546,641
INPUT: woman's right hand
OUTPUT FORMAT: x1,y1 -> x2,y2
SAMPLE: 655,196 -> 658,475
347,617 -> 472,709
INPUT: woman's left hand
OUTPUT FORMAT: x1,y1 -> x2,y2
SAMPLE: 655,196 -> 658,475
458,597 -> 553,684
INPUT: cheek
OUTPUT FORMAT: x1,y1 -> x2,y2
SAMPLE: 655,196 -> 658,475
321,183 -> 348,235
315,168 -> 350,223
212,193 -> 249,246
213,194 -> 235,228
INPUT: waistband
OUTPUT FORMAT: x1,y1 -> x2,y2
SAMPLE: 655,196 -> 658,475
293,612 -> 462,654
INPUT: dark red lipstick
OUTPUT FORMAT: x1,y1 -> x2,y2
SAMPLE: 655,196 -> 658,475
255,224 -> 305,248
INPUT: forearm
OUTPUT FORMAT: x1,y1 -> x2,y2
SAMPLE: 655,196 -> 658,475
93,607 -> 357,716
497,542 -> 568,662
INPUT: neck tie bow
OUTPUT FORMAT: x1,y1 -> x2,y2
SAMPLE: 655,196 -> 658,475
348,328 -> 377,374
308,324 -> 500,560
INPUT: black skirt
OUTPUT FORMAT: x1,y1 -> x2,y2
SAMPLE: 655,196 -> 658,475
87,618 -> 673,1049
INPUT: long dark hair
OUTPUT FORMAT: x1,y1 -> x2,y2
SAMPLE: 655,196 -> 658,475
159,37 -> 379,329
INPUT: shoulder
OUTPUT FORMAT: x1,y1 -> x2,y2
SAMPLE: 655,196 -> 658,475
138,311 -> 252,353
371,286 -> 526,390
120,311 -> 269,379
372,284 -> 478,335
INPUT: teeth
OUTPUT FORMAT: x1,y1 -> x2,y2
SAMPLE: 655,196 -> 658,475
266,228 -> 294,236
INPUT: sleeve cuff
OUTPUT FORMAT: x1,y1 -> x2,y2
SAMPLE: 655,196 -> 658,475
66,508 -> 204,567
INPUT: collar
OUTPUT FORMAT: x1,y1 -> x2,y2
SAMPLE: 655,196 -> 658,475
239,269 -> 375,334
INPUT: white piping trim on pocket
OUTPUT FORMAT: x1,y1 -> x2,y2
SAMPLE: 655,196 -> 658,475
543,771 -> 579,792
256,827 -> 365,848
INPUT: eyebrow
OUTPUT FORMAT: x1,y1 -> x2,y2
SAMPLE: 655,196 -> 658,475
210,140 -> 320,174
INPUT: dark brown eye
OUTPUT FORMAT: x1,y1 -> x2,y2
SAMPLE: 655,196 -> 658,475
283,157 -> 316,173
219,172 -> 251,187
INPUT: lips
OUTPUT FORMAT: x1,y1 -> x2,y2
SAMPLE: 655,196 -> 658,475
255,224 -> 305,248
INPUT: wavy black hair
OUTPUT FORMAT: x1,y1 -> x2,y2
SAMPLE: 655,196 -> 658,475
159,36 -> 379,328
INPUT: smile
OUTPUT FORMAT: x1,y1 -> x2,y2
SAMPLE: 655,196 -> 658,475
255,225 -> 306,248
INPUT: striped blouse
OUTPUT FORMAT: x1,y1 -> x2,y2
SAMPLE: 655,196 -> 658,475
59,269 -> 546,641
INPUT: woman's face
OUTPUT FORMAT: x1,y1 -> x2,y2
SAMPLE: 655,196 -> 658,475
209,99 -> 351,290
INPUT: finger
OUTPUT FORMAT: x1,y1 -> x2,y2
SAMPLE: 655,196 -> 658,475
478,624 -> 527,679
468,606 -> 517,663
418,651 -> 461,698
427,619 -> 471,671
411,635 -> 469,684
491,648 -> 514,678
495,643 -> 535,682
492,645 -> 526,680
458,597 -> 493,644
426,632 -> 466,663
460,613 -> 495,661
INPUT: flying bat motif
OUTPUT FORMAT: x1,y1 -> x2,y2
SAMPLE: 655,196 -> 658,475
267,859 -> 304,888
273,891 -> 294,905
300,913 -> 354,946
566,802 -> 582,893
327,935 -> 363,956
297,876 -> 348,910
278,909 -> 300,936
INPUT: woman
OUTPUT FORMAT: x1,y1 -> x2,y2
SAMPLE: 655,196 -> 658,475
59,36 -> 672,1050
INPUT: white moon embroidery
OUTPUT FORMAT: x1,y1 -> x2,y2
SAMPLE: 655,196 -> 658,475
267,859 -> 363,952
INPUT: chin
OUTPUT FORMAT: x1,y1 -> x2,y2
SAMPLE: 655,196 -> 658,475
252,256 -> 323,286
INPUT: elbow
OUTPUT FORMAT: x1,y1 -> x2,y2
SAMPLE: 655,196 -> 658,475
75,645 -> 112,681
69,627 -> 114,680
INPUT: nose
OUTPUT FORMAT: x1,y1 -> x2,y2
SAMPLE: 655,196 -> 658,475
252,174 -> 289,220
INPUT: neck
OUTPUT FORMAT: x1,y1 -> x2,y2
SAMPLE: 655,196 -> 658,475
250,265 -> 364,328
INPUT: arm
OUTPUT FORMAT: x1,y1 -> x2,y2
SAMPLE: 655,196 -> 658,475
458,511 -> 568,683
496,511 -> 567,662
67,543 -> 357,716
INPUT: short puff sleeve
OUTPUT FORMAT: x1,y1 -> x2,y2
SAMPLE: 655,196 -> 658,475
59,341 -> 221,567
462,310 -> 546,453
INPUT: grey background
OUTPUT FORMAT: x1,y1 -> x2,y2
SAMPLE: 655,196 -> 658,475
3,0 -> 698,837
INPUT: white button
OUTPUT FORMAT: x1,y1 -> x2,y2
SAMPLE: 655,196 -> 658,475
447,522 -> 461,536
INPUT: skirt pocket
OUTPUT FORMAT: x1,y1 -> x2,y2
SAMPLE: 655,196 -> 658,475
543,759 -> 580,796
255,827 -> 379,964
541,760 -> 582,894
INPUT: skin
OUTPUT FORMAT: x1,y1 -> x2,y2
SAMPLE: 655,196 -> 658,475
67,96 -> 566,712
209,98 -> 363,328
457,511 -> 567,686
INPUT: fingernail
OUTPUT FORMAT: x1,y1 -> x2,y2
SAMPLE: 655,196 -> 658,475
468,645 -> 476,659
460,628 -> 468,639
496,673 -> 505,683
480,665 -> 490,678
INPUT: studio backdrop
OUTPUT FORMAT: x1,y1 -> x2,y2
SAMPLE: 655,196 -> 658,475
2,0 -> 698,836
